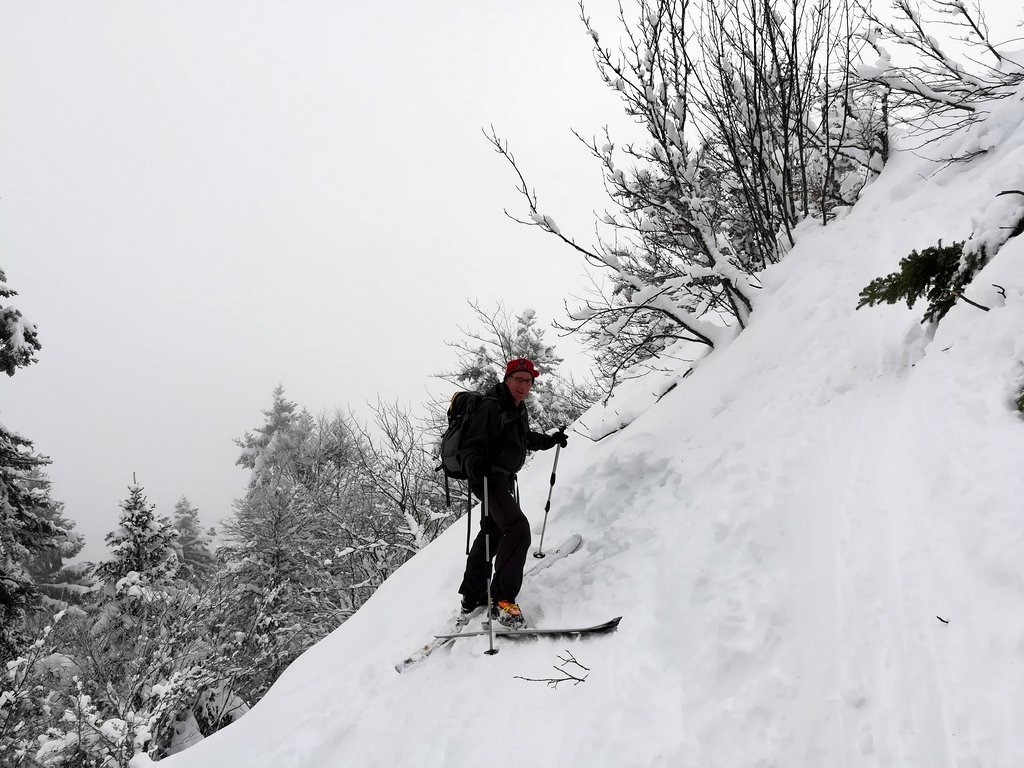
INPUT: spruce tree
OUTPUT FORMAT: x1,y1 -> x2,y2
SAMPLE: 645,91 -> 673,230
89,483 -> 180,697
0,267 -> 62,660
235,384 -> 305,485
0,267 -> 41,376
94,484 -> 180,601
220,389 -> 348,699
68,486 -> 210,765
0,439 -> 62,659
21,466 -> 90,612
171,496 -> 217,581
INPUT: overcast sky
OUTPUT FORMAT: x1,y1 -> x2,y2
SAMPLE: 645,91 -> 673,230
1,0 -> 629,560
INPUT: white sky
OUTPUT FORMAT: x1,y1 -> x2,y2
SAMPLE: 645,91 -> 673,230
0,0 -> 627,560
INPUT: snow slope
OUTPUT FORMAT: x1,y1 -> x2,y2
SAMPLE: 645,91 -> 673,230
158,100 -> 1024,768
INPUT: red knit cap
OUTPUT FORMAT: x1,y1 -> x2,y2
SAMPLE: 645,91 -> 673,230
504,357 -> 540,379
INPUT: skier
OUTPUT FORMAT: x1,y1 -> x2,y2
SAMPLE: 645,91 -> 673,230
458,357 -> 567,628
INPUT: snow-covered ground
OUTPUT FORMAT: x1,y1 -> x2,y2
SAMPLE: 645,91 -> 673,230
156,98 -> 1024,767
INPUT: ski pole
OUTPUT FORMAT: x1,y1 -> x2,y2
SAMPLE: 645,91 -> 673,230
465,484 -> 472,556
483,475 -> 498,656
533,441 -> 562,559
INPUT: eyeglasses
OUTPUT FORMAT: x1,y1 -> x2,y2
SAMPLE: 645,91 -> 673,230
509,375 -> 534,386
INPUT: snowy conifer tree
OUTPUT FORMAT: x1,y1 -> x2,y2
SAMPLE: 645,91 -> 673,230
220,389 -> 351,699
0,268 -> 64,661
235,384 -> 306,486
0,443 -> 67,659
93,484 -> 180,603
171,496 -> 217,582
20,485 -> 193,767
21,466 -> 90,614
60,484 -> 246,764
0,267 -> 40,376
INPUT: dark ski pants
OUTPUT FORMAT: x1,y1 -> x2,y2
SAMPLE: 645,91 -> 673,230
459,484 -> 531,605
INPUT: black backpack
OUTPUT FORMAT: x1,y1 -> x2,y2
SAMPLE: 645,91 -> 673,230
439,390 -> 491,480
439,390 -> 499,554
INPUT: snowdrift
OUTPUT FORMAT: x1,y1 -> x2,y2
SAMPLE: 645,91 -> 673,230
159,101 -> 1024,768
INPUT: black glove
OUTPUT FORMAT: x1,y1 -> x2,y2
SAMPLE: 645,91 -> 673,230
551,428 -> 568,449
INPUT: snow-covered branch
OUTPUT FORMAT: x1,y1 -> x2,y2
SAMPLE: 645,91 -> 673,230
856,0 -> 1024,138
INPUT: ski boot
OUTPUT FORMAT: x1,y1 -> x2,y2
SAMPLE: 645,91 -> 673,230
491,600 -> 526,629
460,594 -> 487,615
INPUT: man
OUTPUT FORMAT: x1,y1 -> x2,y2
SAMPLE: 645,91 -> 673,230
458,357 -> 567,628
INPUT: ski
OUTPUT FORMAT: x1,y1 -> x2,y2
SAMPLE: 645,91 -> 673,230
435,616 -> 622,640
394,533 -> 583,673
394,607 -> 484,673
523,532 -> 582,576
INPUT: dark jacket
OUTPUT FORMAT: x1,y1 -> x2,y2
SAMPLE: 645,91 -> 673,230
462,381 -> 554,492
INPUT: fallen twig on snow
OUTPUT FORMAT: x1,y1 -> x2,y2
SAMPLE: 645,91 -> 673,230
514,651 -> 590,689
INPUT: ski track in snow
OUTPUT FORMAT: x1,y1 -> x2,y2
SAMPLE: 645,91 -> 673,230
158,110 -> 1024,768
